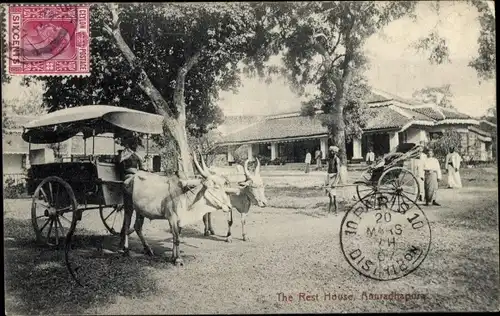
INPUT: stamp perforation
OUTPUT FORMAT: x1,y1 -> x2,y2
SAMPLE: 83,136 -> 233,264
4,3 -> 91,77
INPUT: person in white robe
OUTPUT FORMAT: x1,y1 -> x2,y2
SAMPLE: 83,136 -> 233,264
445,147 -> 463,188
415,149 -> 427,202
423,148 -> 442,206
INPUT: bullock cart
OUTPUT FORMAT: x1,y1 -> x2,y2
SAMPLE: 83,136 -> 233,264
326,143 -> 423,212
22,105 -> 164,247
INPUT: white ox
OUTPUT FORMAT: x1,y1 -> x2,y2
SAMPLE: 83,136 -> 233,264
120,153 -> 233,266
203,158 -> 268,242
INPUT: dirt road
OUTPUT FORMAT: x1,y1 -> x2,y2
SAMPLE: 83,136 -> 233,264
4,170 -> 499,314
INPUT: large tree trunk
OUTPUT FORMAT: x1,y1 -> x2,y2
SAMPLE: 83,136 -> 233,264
332,58 -> 354,185
104,4 -> 202,179
170,123 -> 195,178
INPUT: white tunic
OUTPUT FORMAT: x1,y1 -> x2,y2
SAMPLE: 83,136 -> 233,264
305,153 -> 312,164
423,157 -> 442,181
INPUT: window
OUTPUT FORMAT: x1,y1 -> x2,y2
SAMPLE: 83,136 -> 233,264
429,132 -> 443,140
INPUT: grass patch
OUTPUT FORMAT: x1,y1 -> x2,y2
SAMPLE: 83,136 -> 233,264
4,217 -> 179,315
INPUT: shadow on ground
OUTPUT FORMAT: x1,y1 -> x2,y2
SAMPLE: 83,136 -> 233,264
4,217 -> 195,315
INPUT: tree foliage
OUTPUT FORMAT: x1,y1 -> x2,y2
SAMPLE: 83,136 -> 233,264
301,72 -> 374,141
22,3 -> 278,176
412,84 -> 455,108
2,88 -> 48,133
265,1 -> 417,163
413,0 -> 495,81
428,130 -> 462,162
467,0 -> 496,81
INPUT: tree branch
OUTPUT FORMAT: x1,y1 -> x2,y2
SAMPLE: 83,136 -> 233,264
331,54 -> 345,65
174,49 -> 204,122
102,3 -> 175,122
329,31 -> 342,55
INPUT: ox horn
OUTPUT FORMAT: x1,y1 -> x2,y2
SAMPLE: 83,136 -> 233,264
201,153 -> 215,175
243,159 -> 251,177
193,151 -> 210,178
255,157 -> 261,175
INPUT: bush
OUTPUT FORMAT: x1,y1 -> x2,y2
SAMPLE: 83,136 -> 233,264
3,177 -> 27,199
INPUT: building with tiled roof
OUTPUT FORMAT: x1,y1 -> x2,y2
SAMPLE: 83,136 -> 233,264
216,90 -> 493,164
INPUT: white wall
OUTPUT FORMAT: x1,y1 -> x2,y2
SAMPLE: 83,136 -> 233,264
3,154 -> 24,174
406,128 -> 428,144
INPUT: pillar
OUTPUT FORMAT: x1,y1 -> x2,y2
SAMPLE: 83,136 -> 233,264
227,145 -> 235,163
271,142 -> 278,160
418,130 -> 428,145
352,137 -> 362,159
320,137 -> 328,159
389,132 -> 399,152
247,144 -> 254,161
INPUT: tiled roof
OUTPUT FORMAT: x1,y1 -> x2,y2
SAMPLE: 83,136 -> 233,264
409,107 -> 444,120
217,102 -> 482,145
439,108 -> 472,120
222,115 -> 327,143
479,120 -> 497,134
217,115 -> 265,136
394,106 -> 435,121
366,90 -> 422,105
364,106 -> 413,130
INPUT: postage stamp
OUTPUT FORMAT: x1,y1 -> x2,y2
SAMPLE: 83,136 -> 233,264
340,192 -> 432,281
5,4 -> 90,76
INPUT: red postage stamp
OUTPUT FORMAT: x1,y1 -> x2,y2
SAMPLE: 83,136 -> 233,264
5,4 -> 90,76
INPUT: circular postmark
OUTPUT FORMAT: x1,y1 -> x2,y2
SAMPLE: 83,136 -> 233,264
340,191 -> 431,281
5,5 -> 79,65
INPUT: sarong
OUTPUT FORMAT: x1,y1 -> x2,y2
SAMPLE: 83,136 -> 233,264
447,165 -> 462,188
424,170 -> 438,203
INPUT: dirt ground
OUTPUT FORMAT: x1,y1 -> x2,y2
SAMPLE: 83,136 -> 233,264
4,167 -> 499,314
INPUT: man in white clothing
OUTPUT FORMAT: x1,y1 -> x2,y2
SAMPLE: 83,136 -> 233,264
365,147 -> 375,165
445,147 -> 463,188
304,150 -> 312,173
423,148 -> 442,206
415,149 -> 427,202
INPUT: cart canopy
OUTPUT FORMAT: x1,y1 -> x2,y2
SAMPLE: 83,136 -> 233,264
22,105 -> 164,144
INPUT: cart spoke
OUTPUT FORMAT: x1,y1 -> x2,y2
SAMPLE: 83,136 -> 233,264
35,200 -> 51,209
357,187 -> 374,194
40,218 -> 52,232
55,218 -> 59,245
400,178 -> 415,189
47,219 -> 54,240
57,216 -> 66,236
48,182 -> 54,205
36,214 -> 48,219
55,182 -> 60,208
389,194 -> 397,209
57,205 -> 73,213
60,214 -> 72,224
103,208 -> 117,221
40,188 -> 49,204
111,210 -> 119,229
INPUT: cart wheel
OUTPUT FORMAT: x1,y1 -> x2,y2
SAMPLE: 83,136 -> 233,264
31,176 -> 77,247
377,167 -> 420,204
99,205 -> 135,235
356,183 -> 378,208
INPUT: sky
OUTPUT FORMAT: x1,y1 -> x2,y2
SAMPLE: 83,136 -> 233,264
218,1 -> 496,118
2,1 -> 496,119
